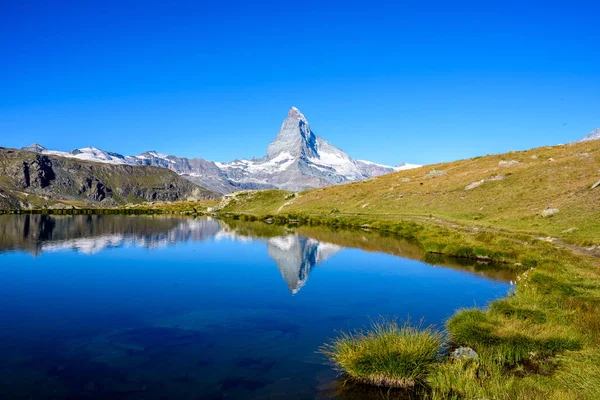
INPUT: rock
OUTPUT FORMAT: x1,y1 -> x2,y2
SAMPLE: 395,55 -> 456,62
531,155 -> 538,159
465,180 -> 485,191
499,160 -> 521,167
401,178 -> 411,183
562,227 -> 578,233
465,175 -> 506,191
426,170 -> 447,178
487,174 -> 506,181
576,152 -> 589,157
591,180 -> 600,190
547,158 -> 555,162
451,346 -> 479,361
48,203 -> 70,210
542,208 -> 559,217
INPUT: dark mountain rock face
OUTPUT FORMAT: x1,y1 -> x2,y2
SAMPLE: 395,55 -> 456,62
0,148 -> 220,209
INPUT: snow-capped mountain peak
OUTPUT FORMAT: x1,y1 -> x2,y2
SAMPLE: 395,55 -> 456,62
22,143 -> 47,153
580,128 -> 600,142
266,107 -> 318,160
19,107 -> 421,193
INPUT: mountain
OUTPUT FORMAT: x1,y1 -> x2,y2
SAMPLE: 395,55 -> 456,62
21,107 -> 420,193
580,128 -> 600,142
266,234 -> 341,293
0,148 -> 220,209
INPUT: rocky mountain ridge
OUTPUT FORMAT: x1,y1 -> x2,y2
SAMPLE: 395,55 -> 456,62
0,148 -> 219,209
22,107 -> 420,193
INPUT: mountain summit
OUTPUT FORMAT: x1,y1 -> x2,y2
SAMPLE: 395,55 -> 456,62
267,107 -> 318,159
20,107 -> 420,193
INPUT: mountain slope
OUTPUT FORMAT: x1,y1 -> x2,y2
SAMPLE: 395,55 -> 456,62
580,127 -> 600,142
221,139 -> 600,245
21,107 -> 419,193
0,148 -> 220,209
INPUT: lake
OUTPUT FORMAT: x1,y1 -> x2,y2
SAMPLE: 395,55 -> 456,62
0,215 -> 513,399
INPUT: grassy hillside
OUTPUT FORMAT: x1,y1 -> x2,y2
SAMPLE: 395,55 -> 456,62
221,140 -> 600,246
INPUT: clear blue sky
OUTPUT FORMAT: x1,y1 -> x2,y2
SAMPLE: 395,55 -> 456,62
1,0 -> 598,165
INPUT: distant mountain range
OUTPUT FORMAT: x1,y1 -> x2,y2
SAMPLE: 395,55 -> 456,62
0,147 -> 218,210
21,107 -> 420,193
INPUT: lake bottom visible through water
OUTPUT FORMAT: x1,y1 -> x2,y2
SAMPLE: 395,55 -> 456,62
0,215 -> 514,399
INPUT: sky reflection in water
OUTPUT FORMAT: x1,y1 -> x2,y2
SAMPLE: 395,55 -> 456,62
0,215 -> 513,399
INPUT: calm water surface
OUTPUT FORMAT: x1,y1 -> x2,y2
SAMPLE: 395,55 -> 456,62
0,215 -> 514,399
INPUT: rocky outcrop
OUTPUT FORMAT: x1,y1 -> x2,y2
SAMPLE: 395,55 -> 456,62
499,160 -> 521,167
451,347 -> 478,361
542,208 -> 559,217
426,169 -> 447,178
0,148 -> 220,209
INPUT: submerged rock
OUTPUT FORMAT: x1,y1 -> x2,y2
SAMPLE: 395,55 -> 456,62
451,346 -> 479,361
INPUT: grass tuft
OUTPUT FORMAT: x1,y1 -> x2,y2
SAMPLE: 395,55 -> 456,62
320,319 -> 443,388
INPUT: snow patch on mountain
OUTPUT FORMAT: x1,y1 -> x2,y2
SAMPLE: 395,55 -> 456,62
580,128 -> 600,142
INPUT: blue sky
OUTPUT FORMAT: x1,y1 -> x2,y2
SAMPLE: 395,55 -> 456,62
1,0 -> 598,165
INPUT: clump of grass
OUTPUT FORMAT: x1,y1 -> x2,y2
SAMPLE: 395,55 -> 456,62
321,319 -> 443,388
448,309 -> 582,366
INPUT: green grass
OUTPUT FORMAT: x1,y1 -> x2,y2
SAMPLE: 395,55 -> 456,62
321,319 -> 443,389
315,227 -> 600,399
220,140 -> 600,247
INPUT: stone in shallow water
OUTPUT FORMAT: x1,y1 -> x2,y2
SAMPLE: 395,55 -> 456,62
451,346 -> 479,361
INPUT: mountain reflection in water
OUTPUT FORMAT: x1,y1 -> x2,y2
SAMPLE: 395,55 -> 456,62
0,214 -> 515,400
0,215 -> 514,294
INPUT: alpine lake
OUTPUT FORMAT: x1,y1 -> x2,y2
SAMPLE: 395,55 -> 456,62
0,214 -> 515,399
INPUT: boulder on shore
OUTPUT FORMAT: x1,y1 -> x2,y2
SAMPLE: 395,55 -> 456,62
451,346 -> 479,361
